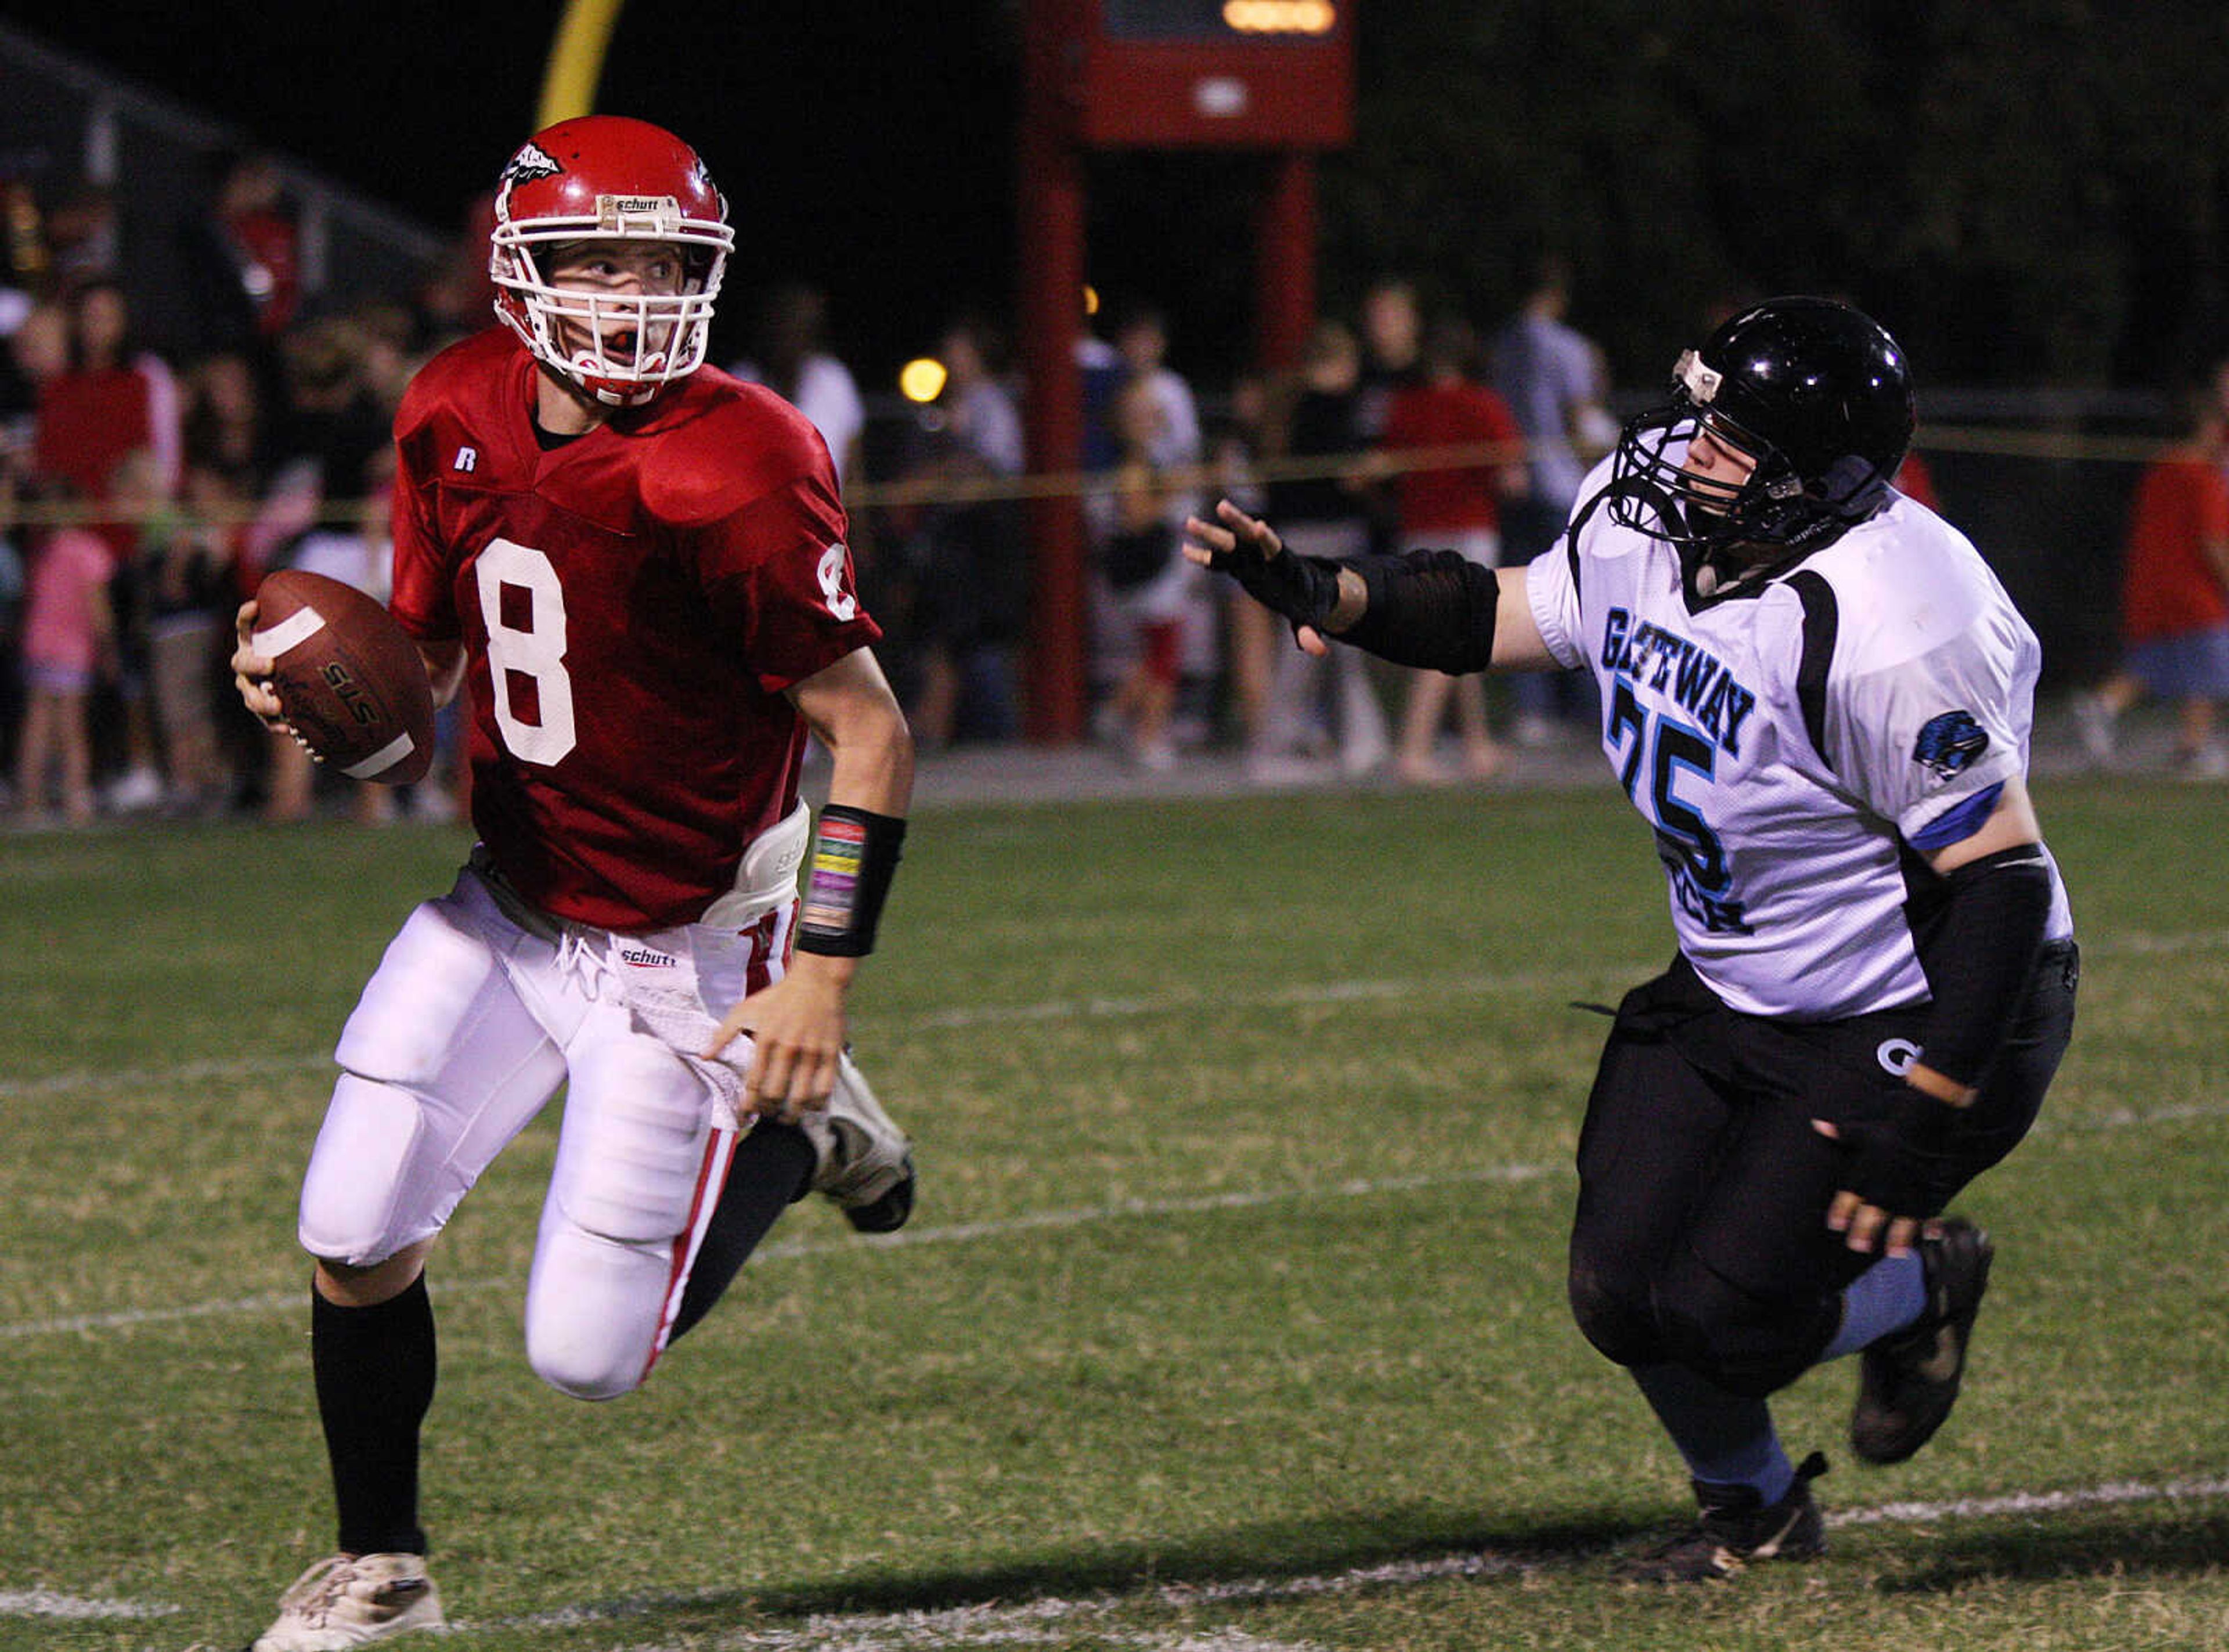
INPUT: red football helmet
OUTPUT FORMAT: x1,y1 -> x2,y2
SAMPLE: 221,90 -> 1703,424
489,115 -> 734,407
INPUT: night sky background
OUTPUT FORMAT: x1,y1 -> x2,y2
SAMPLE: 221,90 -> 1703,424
0,0 -> 1285,387
9,3 -> 2229,403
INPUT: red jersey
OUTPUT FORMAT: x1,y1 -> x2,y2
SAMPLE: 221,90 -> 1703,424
36,365 -> 153,498
2119,448 -> 2229,643
1379,379 -> 1523,535
389,329 -> 881,930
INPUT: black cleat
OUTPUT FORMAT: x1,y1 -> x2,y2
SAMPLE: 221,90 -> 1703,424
1851,1217 -> 1993,1465
842,1157 -> 915,1234
1618,1452 -> 1828,1582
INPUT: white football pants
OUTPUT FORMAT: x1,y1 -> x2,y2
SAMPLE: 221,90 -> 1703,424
298,854 -> 794,1401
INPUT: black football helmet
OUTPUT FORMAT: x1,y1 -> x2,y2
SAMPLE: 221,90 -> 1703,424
1609,296 -> 1916,565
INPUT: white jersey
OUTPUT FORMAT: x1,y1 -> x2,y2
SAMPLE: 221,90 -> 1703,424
1528,460 -> 2074,1020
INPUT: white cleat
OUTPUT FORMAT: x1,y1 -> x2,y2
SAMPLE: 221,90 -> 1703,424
799,1052 -> 915,1233
251,1553 -> 444,1650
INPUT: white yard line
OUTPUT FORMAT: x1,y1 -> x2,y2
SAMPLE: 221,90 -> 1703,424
0,1167 -> 1550,1341
0,1588 -> 176,1620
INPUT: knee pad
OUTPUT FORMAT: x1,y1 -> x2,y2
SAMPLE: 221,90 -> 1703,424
298,1073 -> 432,1267
1655,1254 -> 1831,1398
1567,1253 -> 1668,1369
523,1222 -> 669,1401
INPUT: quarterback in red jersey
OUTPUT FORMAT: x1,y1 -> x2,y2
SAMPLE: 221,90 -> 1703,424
230,116 -> 917,1650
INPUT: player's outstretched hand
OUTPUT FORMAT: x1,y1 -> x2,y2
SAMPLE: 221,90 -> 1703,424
229,599 -> 289,731
1184,498 -> 1339,657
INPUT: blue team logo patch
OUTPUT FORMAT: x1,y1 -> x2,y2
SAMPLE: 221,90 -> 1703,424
1914,710 -> 1989,776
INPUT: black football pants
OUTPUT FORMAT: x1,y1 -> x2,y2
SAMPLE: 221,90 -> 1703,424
1566,942 -> 2077,1397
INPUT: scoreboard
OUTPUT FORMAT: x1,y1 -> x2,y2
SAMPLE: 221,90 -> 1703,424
1076,0 -> 1353,148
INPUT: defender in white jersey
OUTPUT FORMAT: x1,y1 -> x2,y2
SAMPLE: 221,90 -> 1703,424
1187,298 -> 2077,1582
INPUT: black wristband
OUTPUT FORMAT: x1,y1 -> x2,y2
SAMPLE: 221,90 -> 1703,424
1914,842 -> 2052,1087
1339,549 -> 1502,673
795,805 -> 907,957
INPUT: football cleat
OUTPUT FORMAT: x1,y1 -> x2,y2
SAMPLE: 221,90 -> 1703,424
250,1553 -> 443,1650
1851,1217 -> 1994,1465
800,1051 -> 915,1233
1617,1452 -> 1828,1583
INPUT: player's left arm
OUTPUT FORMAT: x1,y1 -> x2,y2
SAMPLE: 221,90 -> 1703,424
712,646 -> 915,1119
1825,775 -> 2054,1254
1183,497 -> 1557,671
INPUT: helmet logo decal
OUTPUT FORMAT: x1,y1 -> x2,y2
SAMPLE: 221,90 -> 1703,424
495,142 -> 563,225
1913,710 -> 1989,776
503,141 -> 562,183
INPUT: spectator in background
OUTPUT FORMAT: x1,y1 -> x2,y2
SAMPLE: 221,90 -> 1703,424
1253,318 -> 1387,780
35,279 -> 179,502
1208,372 -> 1274,752
1490,256 -> 1615,745
178,151 -> 301,370
2073,385 -> 2229,780
1093,374 -> 1199,769
274,317 -> 389,502
0,443 -> 30,793
731,283 -> 866,488
43,185 -> 120,293
1110,303 -> 1202,472
181,349 -> 272,496
889,315 -> 1025,748
1354,274 -> 1425,443
1106,301 -> 1216,748
13,475 -> 114,825
1893,449 -> 1940,511
1373,317 -> 1528,784
113,447 -> 235,816
35,281 -> 179,813
1,298 -> 68,455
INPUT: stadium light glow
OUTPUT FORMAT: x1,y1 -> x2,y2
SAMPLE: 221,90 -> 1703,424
899,357 -> 948,404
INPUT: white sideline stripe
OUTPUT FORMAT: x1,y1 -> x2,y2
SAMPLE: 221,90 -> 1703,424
474,1474 -> 2229,1650
6,925 -> 2227,1103
0,966 -> 1621,1102
0,1169 -> 1548,1341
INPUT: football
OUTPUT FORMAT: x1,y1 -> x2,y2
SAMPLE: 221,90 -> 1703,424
250,568 -> 437,785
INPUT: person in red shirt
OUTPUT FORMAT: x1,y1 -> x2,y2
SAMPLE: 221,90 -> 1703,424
229,117 -> 917,1650
2073,392 -> 2229,778
1373,319 -> 1528,783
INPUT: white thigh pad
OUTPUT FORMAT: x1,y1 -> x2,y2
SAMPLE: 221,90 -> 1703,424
547,1016 -> 720,1245
305,872 -> 567,1264
336,873 -> 542,1087
297,1074 -> 438,1265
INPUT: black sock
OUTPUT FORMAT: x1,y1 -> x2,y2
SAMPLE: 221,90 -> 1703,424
669,1121 -> 816,1342
312,1272 -> 437,1557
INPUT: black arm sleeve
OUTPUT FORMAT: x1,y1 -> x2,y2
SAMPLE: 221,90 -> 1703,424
1914,843 -> 2053,1087
1336,549 -> 1503,673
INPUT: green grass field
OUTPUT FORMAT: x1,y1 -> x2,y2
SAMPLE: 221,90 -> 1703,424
5,774 -> 2228,1652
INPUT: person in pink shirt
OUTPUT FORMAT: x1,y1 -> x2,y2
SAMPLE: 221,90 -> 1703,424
14,482 -> 115,825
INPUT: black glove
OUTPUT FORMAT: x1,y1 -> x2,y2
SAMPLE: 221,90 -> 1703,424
1207,531 -> 1343,640
1832,1084 -> 1962,1221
